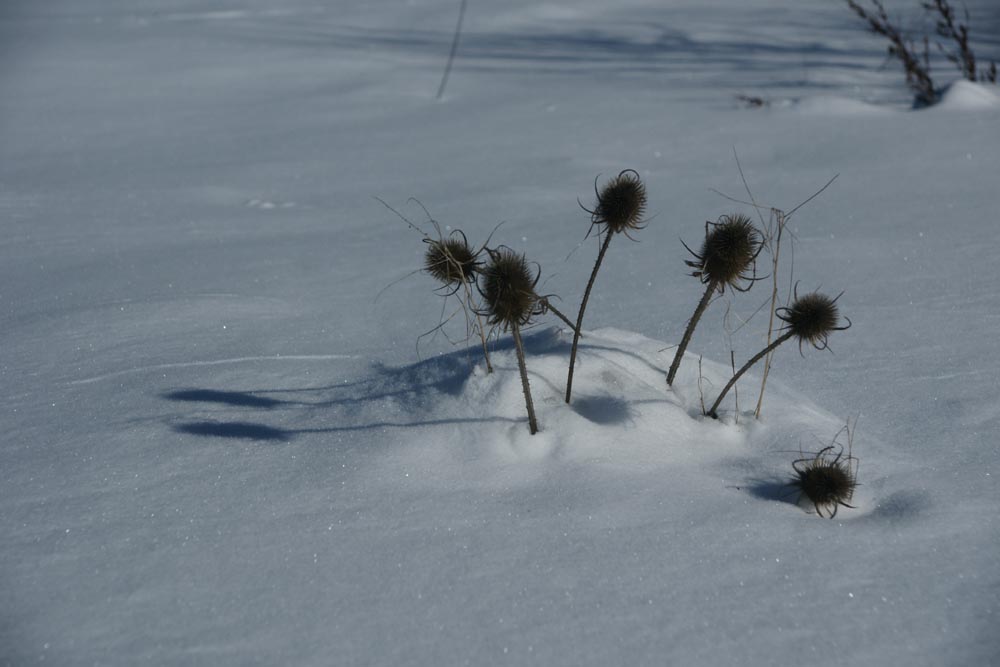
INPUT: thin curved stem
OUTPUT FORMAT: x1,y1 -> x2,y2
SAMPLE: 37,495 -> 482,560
540,298 -> 580,336
435,0 -> 467,100
755,211 -> 785,418
708,330 -> 794,418
667,281 -> 717,386
565,231 -> 614,404
512,324 -> 538,435
459,277 -> 492,373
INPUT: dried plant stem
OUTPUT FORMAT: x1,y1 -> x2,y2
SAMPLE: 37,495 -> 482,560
435,0 -> 467,100
754,210 -> 784,418
667,281 -> 717,386
731,350 -> 739,424
697,355 -> 706,415
708,330 -> 794,418
845,0 -> 936,104
459,277 -> 493,373
511,323 -> 538,435
540,298 -> 581,336
475,311 -> 492,373
566,231 -> 613,403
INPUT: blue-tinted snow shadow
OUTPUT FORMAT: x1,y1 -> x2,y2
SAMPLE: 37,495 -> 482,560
856,489 -> 932,525
175,421 -> 293,441
164,389 -> 286,409
197,11 -> 943,93
162,327 -> 670,442
572,395 -> 633,425
172,416 -> 521,442
162,329 -> 568,443
744,476 -> 800,508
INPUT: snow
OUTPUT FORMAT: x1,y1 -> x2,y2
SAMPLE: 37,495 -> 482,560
936,79 -> 1000,111
2,0 -> 999,664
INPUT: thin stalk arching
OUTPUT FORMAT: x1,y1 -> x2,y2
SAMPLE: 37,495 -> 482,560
565,230 -> 613,404
511,324 -> 538,434
707,329 -> 794,418
666,280 -> 717,386
435,0 -> 467,100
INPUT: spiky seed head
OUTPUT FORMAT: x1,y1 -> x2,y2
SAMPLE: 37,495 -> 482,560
590,170 -> 647,234
424,236 -> 479,287
480,248 -> 539,331
792,449 -> 857,518
778,292 -> 844,349
688,214 -> 761,290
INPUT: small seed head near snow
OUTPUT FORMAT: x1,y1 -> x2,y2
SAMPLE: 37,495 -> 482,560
589,170 -> 647,234
687,214 -> 761,291
424,235 -> 479,287
481,248 -> 539,331
778,291 -> 848,350
792,447 -> 858,518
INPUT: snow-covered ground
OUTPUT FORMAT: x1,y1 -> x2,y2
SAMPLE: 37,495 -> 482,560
2,0 -> 999,664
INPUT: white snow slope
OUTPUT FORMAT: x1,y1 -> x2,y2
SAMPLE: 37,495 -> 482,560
2,0 -> 999,665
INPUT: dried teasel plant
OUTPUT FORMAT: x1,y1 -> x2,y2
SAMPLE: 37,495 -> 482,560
707,157 -> 839,419
478,247 -> 548,434
423,231 -> 482,290
707,287 -> 851,418
666,213 -> 762,387
790,419 -> 860,519
375,197 -> 496,372
422,229 -> 496,373
565,169 -> 647,404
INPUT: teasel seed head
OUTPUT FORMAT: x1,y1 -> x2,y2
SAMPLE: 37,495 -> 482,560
424,232 -> 480,288
585,169 -> 647,235
792,446 -> 858,519
685,214 -> 762,292
777,290 -> 851,351
480,247 -> 541,331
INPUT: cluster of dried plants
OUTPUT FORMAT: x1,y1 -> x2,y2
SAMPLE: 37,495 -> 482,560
392,164 -> 858,517
845,0 -> 996,105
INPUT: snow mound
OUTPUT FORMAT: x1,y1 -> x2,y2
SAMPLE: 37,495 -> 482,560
934,80 -> 1000,111
358,327 -> 851,507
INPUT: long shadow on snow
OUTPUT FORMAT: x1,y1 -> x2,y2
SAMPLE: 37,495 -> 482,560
165,329 -> 567,441
164,389 -> 287,409
744,476 -> 800,509
203,15 -> 903,90
165,328 -> 667,440
174,416 -> 521,442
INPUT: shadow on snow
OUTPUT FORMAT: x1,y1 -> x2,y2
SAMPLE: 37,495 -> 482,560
165,328 -> 569,442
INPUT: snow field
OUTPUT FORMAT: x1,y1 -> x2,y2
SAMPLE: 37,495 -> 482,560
2,0 -> 999,664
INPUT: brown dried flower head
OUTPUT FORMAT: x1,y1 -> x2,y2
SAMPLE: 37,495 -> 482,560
792,445 -> 858,519
584,169 -> 647,235
685,213 -> 761,292
424,231 -> 480,289
480,247 -> 541,331
778,290 -> 851,351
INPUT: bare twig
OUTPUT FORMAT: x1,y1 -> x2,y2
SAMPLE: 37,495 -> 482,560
731,350 -> 739,423
566,230 -> 613,403
436,0 -> 468,99
922,0 -> 997,83
845,0 -> 937,104
697,355 -> 707,415
511,323 -> 538,435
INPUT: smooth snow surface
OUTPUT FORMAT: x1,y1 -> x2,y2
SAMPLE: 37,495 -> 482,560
2,0 -> 999,665
936,79 -> 1000,111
